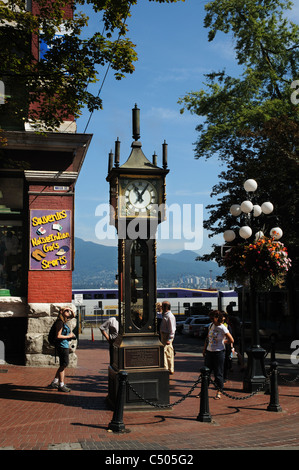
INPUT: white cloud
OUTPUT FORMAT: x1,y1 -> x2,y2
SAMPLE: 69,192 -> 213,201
145,106 -> 198,123
154,66 -> 209,84
173,189 -> 211,197
285,3 -> 299,22
145,107 -> 179,120
209,37 -> 236,61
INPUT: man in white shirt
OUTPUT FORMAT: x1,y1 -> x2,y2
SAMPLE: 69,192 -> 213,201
99,317 -> 119,366
160,301 -> 176,375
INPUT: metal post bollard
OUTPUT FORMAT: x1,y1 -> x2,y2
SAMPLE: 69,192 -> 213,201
267,362 -> 282,412
108,371 -> 128,433
270,335 -> 276,363
197,366 -> 212,422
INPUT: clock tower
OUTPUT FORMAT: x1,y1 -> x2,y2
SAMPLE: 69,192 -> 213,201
106,105 -> 169,410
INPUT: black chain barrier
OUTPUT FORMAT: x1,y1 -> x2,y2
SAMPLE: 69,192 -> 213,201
278,370 -> 299,384
210,377 -> 268,400
264,342 -> 299,384
127,375 -> 202,409
108,360 -> 297,432
128,368 -> 270,405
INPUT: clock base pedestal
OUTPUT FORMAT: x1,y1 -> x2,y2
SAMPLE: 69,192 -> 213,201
108,365 -> 170,411
107,335 -> 170,411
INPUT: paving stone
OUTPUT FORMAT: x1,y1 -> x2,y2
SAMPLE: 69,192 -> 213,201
0,334 -> 298,451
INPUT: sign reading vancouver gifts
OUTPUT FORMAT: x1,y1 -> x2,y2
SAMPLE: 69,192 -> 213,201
30,210 -> 72,270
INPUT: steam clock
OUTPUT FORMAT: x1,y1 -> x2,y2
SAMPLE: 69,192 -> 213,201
106,105 -> 169,410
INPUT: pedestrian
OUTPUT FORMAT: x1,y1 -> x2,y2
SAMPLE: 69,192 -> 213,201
156,302 -> 162,337
132,309 -> 144,329
227,308 -> 244,370
50,307 -> 76,392
203,310 -> 234,399
99,316 -> 119,366
223,312 -> 233,382
160,301 -> 176,375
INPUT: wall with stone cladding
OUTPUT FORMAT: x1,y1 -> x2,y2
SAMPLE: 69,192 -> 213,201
25,303 -> 77,367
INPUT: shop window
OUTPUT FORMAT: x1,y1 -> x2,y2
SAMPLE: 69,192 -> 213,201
0,175 -> 25,296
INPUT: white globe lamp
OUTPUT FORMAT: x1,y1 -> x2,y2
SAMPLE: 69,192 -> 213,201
261,201 -> 274,214
270,227 -> 283,240
255,231 -> 264,240
240,200 -> 253,213
244,179 -> 258,192
230,204 -> 241,216
223,230 -> 236,242
239,226 -> 252,239
253,204 -> 262,217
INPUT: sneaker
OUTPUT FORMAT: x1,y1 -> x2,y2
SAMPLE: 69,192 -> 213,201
50,381 -> 59,389
58,385 -> 71,392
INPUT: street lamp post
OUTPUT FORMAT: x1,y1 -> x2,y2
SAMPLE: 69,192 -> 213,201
223,179 -> 283,392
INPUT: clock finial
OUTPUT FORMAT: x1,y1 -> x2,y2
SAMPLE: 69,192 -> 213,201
115,137 -> 120,167
108,149 -> 113,172
132,104 -> 140,141
162,140 -> 168,169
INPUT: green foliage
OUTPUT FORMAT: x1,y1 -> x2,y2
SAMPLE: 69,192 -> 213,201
179,0 -> 299,284
180,0 -> 299,160
0,0 -> 184,131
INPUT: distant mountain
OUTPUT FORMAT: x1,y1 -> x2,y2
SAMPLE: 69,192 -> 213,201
74,237 -> 117,272
72,238 -> 117,288
72,237 -> 223,288
157,250 -> 222,278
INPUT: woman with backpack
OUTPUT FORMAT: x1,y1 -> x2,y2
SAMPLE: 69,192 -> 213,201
50,307 -> 76,392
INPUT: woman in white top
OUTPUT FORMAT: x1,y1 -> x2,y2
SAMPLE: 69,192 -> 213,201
203,310 -> 234,399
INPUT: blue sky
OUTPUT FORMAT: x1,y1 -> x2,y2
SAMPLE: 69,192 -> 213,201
74,0 -> 298,255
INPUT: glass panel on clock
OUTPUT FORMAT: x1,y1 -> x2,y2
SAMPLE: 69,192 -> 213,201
130,239 -> 148,329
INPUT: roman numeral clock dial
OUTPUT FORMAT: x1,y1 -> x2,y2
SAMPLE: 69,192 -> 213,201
125,180 -> 157,215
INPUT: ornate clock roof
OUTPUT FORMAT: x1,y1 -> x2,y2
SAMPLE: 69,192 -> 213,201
106,104 -> 169,180
120,141 -> 157,171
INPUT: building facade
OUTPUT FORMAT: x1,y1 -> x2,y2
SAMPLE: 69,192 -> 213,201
0,131 -> 91,366
0,1 -> 93,366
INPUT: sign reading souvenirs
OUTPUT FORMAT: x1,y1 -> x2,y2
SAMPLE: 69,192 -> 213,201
30,210 -> 72,270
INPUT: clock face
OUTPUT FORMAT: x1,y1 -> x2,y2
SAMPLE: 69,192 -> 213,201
125,179 -> 157,213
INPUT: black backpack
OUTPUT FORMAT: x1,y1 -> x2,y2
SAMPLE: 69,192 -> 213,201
48,320 -> 59,346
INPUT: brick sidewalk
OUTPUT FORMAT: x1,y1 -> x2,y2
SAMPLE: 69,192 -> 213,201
0,333 -> 298,451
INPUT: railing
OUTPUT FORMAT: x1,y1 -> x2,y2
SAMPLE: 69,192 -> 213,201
108,361 -> 298,433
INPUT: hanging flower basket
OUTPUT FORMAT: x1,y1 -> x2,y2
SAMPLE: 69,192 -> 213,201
223,236 -> 292,290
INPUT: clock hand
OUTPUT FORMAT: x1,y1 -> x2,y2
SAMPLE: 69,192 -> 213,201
132,184 -> 142,203
140,183 -> 149,198
136,184 -> 149,203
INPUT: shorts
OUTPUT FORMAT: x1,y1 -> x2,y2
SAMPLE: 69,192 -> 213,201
57,346 -> 69,368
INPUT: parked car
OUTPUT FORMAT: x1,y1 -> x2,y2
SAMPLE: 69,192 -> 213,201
176,316 -> 199,334
175,317 -> 189,334
183,316 -> 211,336
194,321 -> 211,339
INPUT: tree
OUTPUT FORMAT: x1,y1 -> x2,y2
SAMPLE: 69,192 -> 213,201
0,0 -> 184,131
179,0 -> 299,284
